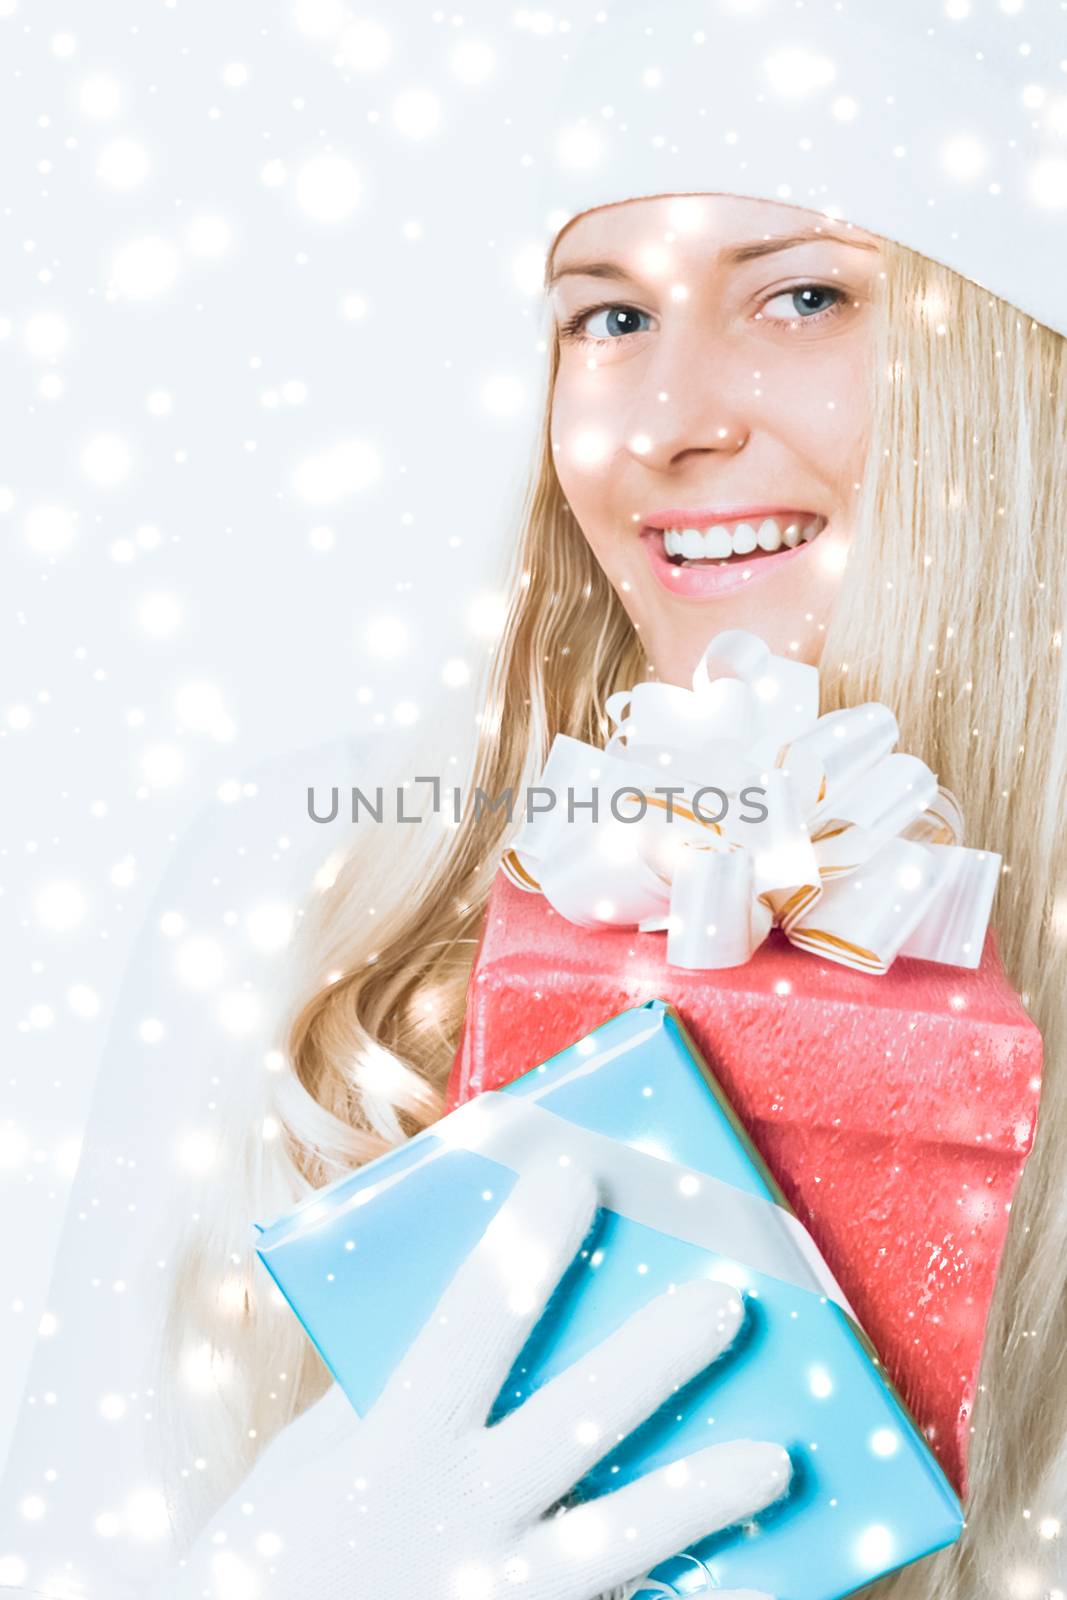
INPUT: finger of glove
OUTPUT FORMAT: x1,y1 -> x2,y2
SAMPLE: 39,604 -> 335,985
487,1276 -> 744,1513
379,1153 -> 600,1433
519,1437 -> 791,1600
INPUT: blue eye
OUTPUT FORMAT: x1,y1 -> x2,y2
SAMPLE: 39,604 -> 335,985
762,284 -> 846,322
566,304 -> 653,342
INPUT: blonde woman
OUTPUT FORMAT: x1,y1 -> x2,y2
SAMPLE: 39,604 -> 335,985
4,6 -> 1065,1600
140,160 -> 1067,1599
158,0 -> 1067,1587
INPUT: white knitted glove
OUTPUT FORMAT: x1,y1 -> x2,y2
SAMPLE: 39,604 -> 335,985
154,1155 -> 789,1600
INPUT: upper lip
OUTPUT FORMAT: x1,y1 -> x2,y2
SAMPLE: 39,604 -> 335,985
640,505 -> 819,529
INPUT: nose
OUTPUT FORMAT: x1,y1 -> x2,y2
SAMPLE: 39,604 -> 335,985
619,327 -> 752,471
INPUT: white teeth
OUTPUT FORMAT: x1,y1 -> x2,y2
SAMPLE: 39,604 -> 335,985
660,516 -> 824,561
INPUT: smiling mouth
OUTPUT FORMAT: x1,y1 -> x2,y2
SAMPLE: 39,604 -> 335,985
646,513 -> 828,565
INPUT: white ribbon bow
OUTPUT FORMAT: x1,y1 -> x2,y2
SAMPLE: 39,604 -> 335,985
501,630 -> 1001,975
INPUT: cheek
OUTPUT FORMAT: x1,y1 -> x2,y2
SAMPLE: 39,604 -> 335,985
761,347 -> 871,499
550,374 -> 625,536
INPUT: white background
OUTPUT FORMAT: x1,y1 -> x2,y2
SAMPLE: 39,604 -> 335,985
2,0 -> 584,1471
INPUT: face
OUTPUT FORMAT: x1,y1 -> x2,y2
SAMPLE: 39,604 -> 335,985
548,194 -> 880,686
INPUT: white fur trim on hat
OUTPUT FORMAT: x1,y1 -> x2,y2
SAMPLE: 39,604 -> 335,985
538,0 -> 1067,337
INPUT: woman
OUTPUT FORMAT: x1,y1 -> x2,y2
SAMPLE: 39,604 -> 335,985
146,166 -> 1067,1600
4,5 -> 1064,1598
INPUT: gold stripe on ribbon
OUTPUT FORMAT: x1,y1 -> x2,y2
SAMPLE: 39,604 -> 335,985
919,806 -> 959,846
501,848 -> 541,893
810,822 -> 849,843
493,631 -> 999,976
787,926 -> 885,972
774,883 -> 822,925
637,791 -> 724,833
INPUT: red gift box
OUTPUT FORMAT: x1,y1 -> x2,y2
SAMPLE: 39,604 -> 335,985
447,873 -> 1043,1494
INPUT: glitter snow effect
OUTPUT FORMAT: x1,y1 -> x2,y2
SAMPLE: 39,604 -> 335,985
4,2 -> 546,1585
4,0 -> 1067,1594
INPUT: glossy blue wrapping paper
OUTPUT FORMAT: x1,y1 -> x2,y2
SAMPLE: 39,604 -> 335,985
253,999 -> 963,1599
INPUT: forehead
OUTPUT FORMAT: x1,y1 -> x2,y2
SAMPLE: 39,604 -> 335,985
550,193 -> 880,268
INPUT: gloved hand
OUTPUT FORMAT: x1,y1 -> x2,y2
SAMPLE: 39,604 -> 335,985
154,1155 -> 790,1600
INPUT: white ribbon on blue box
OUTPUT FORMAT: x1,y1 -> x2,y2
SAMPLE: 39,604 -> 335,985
253,999 -> 964,1599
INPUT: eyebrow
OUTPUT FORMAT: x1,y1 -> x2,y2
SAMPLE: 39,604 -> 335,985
547,228 -> 879,288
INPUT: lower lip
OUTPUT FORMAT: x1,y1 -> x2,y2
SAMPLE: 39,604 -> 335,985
640,526 -> 820,598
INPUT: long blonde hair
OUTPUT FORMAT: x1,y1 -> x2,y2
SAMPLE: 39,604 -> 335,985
158,234 -> 1067,1597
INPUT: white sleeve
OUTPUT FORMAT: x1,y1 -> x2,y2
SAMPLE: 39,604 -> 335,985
0,718 -> 637,1600
0,730 -> 397,1600
145,1383 -> 363,1600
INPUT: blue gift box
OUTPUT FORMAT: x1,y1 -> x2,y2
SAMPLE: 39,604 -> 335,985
253,999 -> 964,1599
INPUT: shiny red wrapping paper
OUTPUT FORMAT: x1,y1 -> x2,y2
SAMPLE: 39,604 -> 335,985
446,873 -> 1043,1494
